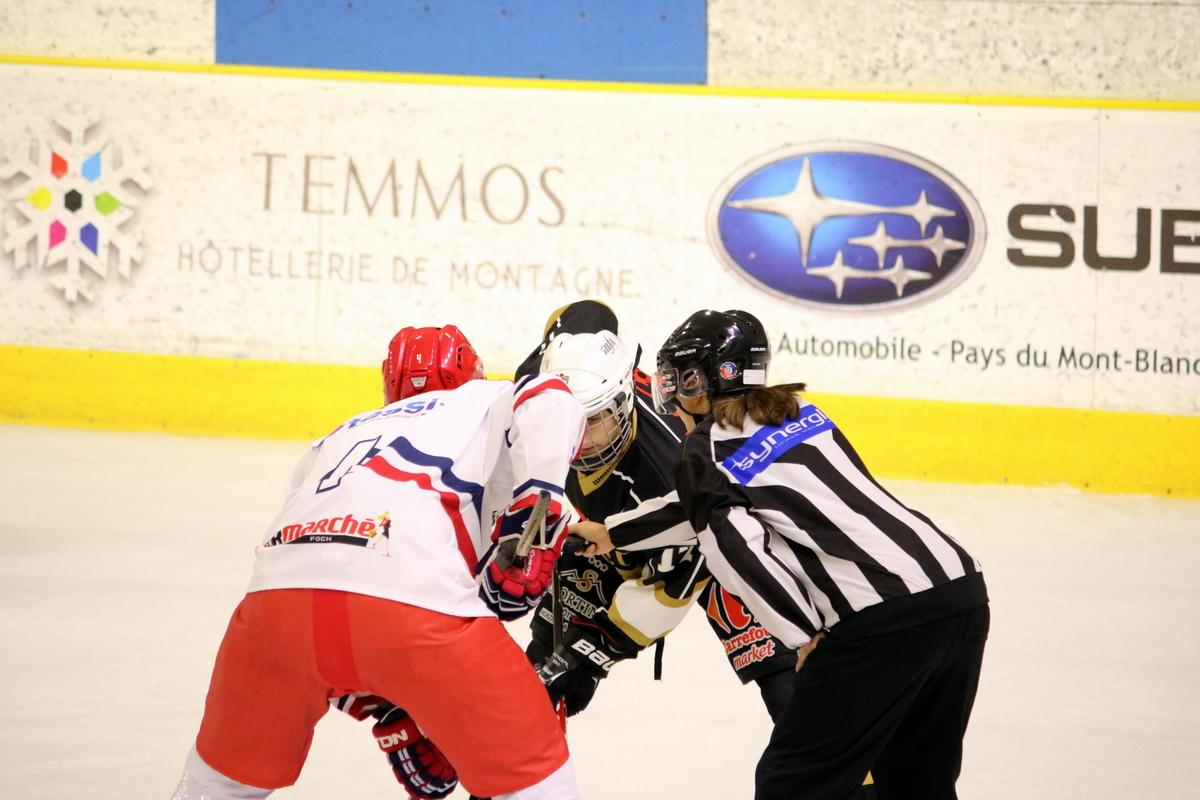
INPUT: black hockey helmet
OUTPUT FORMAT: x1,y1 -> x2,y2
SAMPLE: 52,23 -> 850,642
652,309 -> 770,414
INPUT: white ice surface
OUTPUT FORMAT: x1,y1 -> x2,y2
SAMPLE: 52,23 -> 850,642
1,424 -> 1198,799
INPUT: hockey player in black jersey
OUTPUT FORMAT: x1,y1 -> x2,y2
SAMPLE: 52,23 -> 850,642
644,308 -> 990,800
515,300 -> 798,722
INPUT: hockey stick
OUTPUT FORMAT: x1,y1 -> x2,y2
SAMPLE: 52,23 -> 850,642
467,499 -> 568,800
512,489 -> 553,562
476,489 -> 553,585
551,545 -> 568,725
551,532 -> 587,725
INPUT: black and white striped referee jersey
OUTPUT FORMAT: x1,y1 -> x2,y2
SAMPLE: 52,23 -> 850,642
672,402 -> 986,649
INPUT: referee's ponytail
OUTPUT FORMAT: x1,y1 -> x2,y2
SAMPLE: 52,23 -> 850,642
711,383 -> 808,429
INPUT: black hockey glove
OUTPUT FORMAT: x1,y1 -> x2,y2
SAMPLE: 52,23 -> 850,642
535,619 -> 634,717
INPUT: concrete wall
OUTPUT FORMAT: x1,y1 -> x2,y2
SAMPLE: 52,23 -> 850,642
0,0 -> 214,63
3,1 -> 1198,99
708,0 -> 1200,100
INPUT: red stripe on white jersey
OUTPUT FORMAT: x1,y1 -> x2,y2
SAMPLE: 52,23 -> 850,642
513,376 -> 571,412
507,491 -> 545,512
492,491 -> 566,546
363,455 -> 478,571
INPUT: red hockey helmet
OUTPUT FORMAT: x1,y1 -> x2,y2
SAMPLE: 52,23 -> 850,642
382,325 -> 485,404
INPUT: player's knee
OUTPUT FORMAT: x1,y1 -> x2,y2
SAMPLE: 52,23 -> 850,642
171,747 -> 272,800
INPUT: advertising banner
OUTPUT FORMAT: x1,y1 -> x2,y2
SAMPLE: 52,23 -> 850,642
2,63 -> 1197,415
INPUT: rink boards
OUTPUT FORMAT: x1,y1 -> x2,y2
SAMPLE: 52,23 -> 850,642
1,58 -> 1198,496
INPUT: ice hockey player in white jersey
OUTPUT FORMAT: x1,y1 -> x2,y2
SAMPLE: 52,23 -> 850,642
170,325 -> 587,800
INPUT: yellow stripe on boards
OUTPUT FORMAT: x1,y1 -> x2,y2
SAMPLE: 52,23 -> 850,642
2,345 -> 1197,498
1,54 -> 1198,112
0,344 -> 380,441
807,393 -> 1200,499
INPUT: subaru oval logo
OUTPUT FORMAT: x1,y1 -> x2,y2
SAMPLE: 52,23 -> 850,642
707,143 -> 986,311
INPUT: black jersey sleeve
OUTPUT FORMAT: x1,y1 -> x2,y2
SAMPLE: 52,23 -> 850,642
606,491 -> 695,550
674,420 -> 741,531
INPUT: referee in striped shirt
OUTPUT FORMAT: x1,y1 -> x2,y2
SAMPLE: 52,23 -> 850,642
646,309 -> 989,800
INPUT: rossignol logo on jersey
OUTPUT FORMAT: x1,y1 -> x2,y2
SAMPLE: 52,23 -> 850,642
347,398 -> 441,429
571,638 -> 616,672
722,404 -> 835,484
265,512 -> 392,549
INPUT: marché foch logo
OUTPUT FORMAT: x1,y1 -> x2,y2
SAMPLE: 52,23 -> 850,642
707,143 -> 985,311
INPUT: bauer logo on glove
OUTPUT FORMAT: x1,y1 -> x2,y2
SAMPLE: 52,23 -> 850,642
570,636 -> 617,672
535,618 -> 633,717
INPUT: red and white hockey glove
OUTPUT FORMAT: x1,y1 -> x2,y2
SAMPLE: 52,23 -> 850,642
477,490 -> 569,620
479,542 -> 559,621
373,706 -> 459,799
330,692 -> 389,721
490,488 -> 568,551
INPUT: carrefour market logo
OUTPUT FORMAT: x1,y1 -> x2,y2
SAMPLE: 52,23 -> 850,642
707,143 -> 985,311
1,113 -> 152,303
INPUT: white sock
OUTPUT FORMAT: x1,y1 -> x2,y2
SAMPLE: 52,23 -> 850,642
170,746 -> 272,800
496,757 -> 580,800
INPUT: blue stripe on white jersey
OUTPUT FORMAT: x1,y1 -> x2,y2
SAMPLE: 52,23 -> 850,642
387,435 -> 485,518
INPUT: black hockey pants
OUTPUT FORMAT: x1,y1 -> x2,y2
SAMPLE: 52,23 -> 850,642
755,603 -> 989,800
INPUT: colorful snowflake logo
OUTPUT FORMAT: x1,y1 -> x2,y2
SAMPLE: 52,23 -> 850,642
1,112 -> 152,303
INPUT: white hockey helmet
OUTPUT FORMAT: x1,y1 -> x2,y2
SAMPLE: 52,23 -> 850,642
541,330 -> 637,471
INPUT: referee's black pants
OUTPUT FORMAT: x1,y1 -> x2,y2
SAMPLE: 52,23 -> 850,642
755,603 -> 989,800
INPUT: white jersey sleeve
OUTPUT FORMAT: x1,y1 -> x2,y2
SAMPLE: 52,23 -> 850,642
245,378 -> 585,618
496,373 -> 587,544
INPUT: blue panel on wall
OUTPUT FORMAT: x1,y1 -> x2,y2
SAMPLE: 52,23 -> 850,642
216,0 -> 707,85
